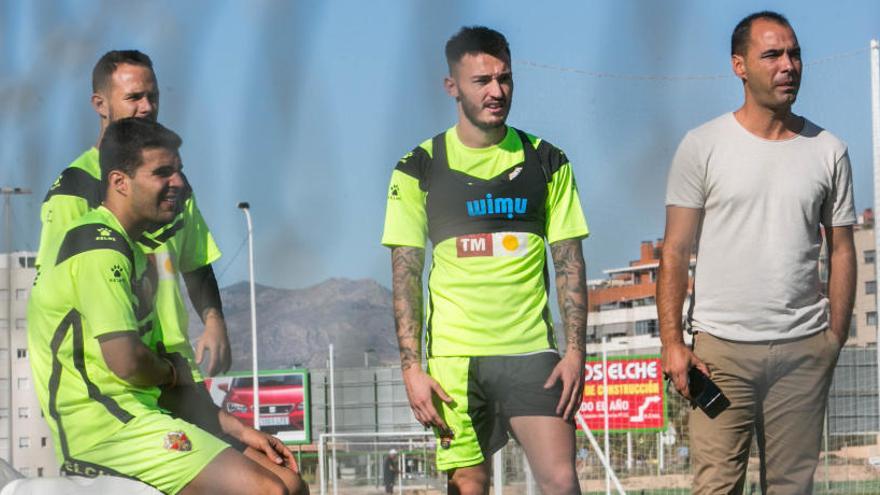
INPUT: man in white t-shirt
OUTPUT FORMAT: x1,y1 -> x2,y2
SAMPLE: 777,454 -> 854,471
658,11 -> 856,494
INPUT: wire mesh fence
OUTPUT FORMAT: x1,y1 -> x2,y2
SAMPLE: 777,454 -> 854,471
308,344 -> 880,494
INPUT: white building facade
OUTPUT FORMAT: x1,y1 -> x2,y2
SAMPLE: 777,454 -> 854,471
1,252 -> 57,477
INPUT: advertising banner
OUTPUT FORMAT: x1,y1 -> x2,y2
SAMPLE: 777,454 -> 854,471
578,355 -> 665,432
205,369 -> 311,444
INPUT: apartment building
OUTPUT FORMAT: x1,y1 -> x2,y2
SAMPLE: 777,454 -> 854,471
0,252 -> 57,477
587,240 -> 694,343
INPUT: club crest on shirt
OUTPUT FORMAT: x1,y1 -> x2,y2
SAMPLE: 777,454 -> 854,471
508,166 -> 523,181
163,431 -> 192,452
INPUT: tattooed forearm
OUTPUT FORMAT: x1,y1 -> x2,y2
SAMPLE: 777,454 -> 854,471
391,246 -> 426,371
550,238 -> 588,354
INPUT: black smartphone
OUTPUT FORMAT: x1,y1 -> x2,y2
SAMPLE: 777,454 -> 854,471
688,367 -> 730,419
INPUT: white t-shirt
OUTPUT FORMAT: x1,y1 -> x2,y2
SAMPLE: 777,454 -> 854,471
666,112 -> 856,342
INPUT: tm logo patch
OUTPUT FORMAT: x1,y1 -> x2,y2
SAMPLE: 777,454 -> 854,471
456,232 -> 528,258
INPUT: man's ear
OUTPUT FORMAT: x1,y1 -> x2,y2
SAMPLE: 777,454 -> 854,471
731,54 -> 747,81
91,92 -> 109,120
443,75 -> 459,100
107,170 -> 130,197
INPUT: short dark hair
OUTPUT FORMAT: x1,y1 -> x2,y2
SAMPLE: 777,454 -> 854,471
92,50 -> 154,93
731,11 -> 792,56
445,26 -> 511,70
99,118 -> 181,187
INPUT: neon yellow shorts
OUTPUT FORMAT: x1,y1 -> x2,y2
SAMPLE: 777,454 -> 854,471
62,411 -> 229,494
428,353 -> 564,471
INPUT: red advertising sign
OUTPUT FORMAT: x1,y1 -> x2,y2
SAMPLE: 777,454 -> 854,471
577,355 -> 666,432
204,369 -> 311,444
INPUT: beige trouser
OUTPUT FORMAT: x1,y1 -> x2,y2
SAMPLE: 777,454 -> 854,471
690,330 -> 842,495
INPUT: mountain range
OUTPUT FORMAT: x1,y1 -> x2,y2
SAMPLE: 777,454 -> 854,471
187,278 -> 399,371
188,277 -> 566,373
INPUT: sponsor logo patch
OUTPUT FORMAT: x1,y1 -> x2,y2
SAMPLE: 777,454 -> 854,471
163,431 -> 192,452
465,194 -> 528,219
456,232 -> 528,258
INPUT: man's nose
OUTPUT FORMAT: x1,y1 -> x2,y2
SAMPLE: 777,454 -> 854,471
168,170 -> 184,189
138,97 -> 155,116
779,52 -> 795,72
487,78 -> 504,98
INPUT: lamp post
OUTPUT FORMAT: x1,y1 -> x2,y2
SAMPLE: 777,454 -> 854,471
237,202 -> 260,430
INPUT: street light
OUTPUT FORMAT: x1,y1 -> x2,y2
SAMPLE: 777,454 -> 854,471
237,202 -> 260,430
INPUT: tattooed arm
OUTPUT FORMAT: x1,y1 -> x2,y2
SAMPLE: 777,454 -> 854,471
545,238 -> 588,420
392,246 -> 425,371
391,246 -> 451,429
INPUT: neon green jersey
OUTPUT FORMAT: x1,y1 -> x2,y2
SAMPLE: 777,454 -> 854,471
37,148 -> 221,381
382,126 -> 589,357
28,206 -> 159,462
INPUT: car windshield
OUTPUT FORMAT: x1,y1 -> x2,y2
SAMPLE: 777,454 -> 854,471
231,374 -> 303,388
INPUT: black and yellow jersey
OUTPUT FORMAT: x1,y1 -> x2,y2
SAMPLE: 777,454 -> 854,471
28,206 -> 159,463
382,126 -> 589,357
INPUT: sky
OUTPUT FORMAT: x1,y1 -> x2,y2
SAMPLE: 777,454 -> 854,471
2,0 -> 879,290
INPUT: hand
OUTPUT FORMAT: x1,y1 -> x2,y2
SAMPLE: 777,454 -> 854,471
195,312 -> 231,376
545,351 -> 586,420
156,342 -> 195,387
240,427 -> 299,472
402,367 -> 452,430
661,341 -> 709,401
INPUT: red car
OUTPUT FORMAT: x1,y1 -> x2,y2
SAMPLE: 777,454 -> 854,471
218,375 -> 305,433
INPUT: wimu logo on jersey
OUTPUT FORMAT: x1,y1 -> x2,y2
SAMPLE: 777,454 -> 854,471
466,194 -> 528,219
456,232 -> 528,258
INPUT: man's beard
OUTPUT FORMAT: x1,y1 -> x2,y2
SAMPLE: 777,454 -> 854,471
461,97 -> 508,131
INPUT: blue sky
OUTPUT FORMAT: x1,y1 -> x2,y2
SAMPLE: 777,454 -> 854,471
2,0 -> 879,290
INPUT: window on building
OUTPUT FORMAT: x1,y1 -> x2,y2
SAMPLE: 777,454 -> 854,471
15,319 -> 26,330
37,467 -> 43,477
17,407 -> 28,419
866,250 -> 876,265
867,281 -> 877,295
868,312 -> 878,327
635,319 -> 659,336
41,437 -> 47,447
850,317 -> 858,338
18,437 -> 29,448
16,349 -> 26,359
633,296 -> 656,307
0,408 -> 9,419
14,289 -> 27,300
16,377 -> 28,390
